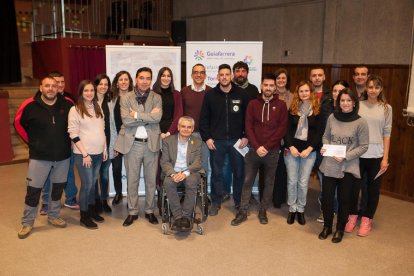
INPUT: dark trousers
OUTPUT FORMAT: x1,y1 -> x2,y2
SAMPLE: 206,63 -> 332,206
240,149 -> 279,210
273,147 -> 287,206
209,139 -> 244,206
111,153 -> 123,195
350,158 -> 383,219
322,173 -> 357,231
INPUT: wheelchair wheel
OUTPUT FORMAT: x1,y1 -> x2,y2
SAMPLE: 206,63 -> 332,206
196,223 -> 204,235
161,223 -> 169,235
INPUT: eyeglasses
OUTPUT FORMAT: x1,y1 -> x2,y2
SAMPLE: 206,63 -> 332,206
192,71 -> 206,75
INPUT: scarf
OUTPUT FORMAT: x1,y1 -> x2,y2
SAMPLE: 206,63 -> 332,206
294,101 -> 313,141
135,86 -> 150,106
333,109 -> 360,122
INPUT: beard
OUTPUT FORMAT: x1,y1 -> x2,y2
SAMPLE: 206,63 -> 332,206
43,92 -> 57,101
234,76 -> 247,85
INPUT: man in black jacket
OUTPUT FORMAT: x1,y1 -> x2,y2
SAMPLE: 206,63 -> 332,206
14,76 -> 73,239
199,64 -> 249,216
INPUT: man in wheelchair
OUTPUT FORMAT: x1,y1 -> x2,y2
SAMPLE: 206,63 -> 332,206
160,116 -> 202,231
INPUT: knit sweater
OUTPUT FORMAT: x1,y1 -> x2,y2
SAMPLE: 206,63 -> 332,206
319,114 -> 369,178
180,84 -> 212,131
68,106 -> 106,155
359,101 -> 392,158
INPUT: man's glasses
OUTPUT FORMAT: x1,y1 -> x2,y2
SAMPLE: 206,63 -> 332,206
192,71 -> 206,75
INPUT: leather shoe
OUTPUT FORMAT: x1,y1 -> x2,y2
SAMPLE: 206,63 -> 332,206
172,218 -> 183,230
112,193 -> 123,205
287,212 -> 296,224
231,211 -> 247,226
258,208 -> 268,224
123,215 -> 138,227
145,213 -> 159,224
297,212 -> 306,225
318,227 -> 333,240
180,217 -> 191,231
332,230 -> 344,243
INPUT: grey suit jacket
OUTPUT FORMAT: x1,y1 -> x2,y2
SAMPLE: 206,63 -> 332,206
160,134 -> 202,177
114,90 -> 162,154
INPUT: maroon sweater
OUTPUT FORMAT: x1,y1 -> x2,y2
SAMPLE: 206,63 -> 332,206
245,95 -> 288,152
180,85 -> 212,131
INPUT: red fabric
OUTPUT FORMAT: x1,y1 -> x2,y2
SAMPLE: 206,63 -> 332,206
245,96 -> 288,152
14,97 -> 35,143
68,47 -> 106,100
167,90 -> 183,135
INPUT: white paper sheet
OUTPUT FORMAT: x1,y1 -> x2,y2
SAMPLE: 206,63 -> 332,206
322,144 -> 347,158
233,139 -> 249,157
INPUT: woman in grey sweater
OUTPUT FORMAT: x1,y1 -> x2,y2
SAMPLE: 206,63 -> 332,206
345,75 -> 392,237
318,88 -> 369,243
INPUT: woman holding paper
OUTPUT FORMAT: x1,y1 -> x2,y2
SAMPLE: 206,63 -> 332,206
319,88 -> 369,243
345,75 -> 392,237
284,80 -> 322,225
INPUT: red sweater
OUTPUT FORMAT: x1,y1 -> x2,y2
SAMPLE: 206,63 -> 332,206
245,95 -> 288,152
180,85 -> 212,131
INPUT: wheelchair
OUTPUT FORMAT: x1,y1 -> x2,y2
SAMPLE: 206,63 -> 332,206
157,173 -> 208,235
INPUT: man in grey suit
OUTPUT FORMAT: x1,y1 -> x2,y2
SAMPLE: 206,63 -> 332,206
114,67 -> 162,227
160,116 -> 202,231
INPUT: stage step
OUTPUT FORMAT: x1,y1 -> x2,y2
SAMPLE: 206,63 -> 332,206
1,86 -> 38,162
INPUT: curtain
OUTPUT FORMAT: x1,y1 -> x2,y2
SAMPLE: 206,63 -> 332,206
68,46 -> 106,99
0,0 -> 21,83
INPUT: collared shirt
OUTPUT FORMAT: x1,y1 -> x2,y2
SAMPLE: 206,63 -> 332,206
191,83 -> 206,92
135,126 -> 148,139
173,138 -> 190,176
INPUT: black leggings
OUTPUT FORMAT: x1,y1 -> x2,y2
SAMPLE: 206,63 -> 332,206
111,153 -> 124,195
322,173 -> 356,231
350,158 -> 382,219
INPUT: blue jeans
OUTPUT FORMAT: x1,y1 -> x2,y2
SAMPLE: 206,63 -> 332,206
74,153 -> 102,211
95,159 -> 110,200
284,151 -> 316,213
65,152 -> 78,201
222,154 -> 232,194
41,151 -> 78,204
209,139 -> 244,206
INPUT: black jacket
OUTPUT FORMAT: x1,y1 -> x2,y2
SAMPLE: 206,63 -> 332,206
16,91 -> 73,161
199,83 -> 249,141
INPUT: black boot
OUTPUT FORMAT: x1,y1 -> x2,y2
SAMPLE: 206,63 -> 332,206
287,212 -> 296,224
318,226 -> 332,240
95,199 -> 103,214
80,211 -> 98,229
332,230 -> 344,243
297,212 -> 306,225
88,205 -> 104,223
102,200 -> 112,213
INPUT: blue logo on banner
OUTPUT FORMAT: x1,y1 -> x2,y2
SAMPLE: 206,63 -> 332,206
243,56 -> 253,65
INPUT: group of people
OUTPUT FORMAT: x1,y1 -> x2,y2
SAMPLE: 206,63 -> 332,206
14,62 -> 392,243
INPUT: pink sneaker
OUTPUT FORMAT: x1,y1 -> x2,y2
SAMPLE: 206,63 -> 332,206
357,217 -> 372,237
344,214 -> 358,233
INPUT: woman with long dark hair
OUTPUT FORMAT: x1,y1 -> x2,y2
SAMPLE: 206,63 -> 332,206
345,75 -> 392,237
93,74 -> 112,213
108,71 -> 134,205
152,67 -> 183,138
152,67 -> 183,188
68,80 -> 107,229
319,88 -> 369,243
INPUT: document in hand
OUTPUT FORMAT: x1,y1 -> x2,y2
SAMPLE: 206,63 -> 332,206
322,144 -> 346,158
233,139 -> 249,157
